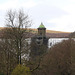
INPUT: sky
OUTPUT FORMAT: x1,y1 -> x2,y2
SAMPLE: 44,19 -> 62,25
0,0 -> 75,32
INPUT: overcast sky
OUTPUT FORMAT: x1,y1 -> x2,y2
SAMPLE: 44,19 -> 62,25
0,0 -> 75,32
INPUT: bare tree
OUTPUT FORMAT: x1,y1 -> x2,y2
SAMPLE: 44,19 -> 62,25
0,38 -> 17,75
4,9 -> 32,65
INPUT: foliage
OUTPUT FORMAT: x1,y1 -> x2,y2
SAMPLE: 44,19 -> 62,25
11,64 -> 31,75
0,73 -> 5,75
0,9 -> 32,75
31,39 -> 75,75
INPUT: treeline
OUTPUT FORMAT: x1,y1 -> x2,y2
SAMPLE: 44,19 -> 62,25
0,9 -> 75,75
1,35 -> 75,75
0,9 -> 32,75
32,39 -> 75,75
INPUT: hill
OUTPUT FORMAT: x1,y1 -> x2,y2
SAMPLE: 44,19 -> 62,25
30,28 -> 71,38
0,27 -> 71,33
0,27 -> 71,38
30,28 -> 71,33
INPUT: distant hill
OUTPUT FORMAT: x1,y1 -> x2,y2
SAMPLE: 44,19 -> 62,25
46,30 -> 70,33
31,28 -> 71,33
0,27 -> 71,38
30,28 -> 71,38
0,27 -> 71,33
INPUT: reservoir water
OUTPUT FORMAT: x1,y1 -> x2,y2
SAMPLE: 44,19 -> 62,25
26,38 -> 69,48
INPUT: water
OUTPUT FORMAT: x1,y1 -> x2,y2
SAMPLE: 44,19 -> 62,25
26,38 -> 69,48
48,38 -> 69,48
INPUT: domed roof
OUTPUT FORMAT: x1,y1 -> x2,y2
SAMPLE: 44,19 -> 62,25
39,22 -> 45,28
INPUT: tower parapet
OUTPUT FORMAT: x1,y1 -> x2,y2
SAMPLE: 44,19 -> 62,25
38,22 -> 46,36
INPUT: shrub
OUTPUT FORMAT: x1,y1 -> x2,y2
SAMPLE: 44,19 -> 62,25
11,64 -> 31,75
0,73 -> 5,75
